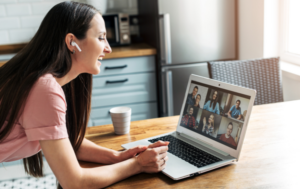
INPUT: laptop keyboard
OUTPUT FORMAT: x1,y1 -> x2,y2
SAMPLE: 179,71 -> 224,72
148,135 -> 222,168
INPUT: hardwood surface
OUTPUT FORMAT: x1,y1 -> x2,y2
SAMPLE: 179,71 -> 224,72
0,43 -> 156,65
104,43 -> 156,60
0,43 -> 26,55
81,100 -> 300,188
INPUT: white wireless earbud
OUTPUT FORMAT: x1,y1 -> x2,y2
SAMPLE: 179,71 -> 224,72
71,41 -> 82,52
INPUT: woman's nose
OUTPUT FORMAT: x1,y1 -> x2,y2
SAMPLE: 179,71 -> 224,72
104,41 -> 112,54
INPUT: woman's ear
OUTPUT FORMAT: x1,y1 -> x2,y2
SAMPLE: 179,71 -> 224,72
65,33 -> 75,52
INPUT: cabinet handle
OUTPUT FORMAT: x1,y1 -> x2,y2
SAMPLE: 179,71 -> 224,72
105,65 -> 127,70
106,79 -> 128,84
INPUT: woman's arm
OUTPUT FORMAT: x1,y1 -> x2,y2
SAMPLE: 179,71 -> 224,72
40,138 -> 168,189
203,101 -> 209,110
76,138 -> 119,164
76,138 -> 148,164
216,102 -> 220,114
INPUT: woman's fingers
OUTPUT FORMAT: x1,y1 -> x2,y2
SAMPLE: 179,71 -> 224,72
148,140 -> 169,148
157,152 -> 168,161
137,145 -> 170,173
160,155 -> 169,166
154,145 -> 169,154
145,155 -> 168,170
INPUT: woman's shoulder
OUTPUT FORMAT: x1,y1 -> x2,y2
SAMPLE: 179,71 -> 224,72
33,73 -> 65,97
205,100 -> 211,104
36,73 -> 61,88
27,73 -> 66,107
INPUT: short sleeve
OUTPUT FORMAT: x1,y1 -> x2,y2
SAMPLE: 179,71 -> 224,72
230,105 -> 234,112
21,77 -> 68,141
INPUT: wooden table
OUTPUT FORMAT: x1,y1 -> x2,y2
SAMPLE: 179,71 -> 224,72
81,100 -> 300,188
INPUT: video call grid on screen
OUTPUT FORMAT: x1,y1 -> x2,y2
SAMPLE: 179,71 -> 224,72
180,80 -> 251,150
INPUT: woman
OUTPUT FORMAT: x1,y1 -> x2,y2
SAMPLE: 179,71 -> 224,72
193,94 -> 201,108
202,114 -> 215,136
203,90 -> 220,114
0,2 -> 168,189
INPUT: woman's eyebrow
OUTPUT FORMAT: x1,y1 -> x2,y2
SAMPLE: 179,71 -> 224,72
98,31 -> 106,34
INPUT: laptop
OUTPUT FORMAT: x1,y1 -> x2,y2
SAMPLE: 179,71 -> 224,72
122,74 -> 256,180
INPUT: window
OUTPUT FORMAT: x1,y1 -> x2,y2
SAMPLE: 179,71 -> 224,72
280,0 -> 300,65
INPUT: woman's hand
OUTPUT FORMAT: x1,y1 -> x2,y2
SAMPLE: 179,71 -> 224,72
136,141 -> 169,173
117,141 -> 169,162
117,145 -> 148,162
148,140 -> 169,148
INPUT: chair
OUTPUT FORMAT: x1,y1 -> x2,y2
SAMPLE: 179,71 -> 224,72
208,57 -> 283,105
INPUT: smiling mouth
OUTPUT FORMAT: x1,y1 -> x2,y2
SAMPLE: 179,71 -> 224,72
98,57 -> 103,60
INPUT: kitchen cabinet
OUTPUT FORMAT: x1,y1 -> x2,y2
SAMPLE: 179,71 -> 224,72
88,55 -> 158,126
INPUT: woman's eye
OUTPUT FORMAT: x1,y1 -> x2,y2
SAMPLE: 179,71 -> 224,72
99,37 -> 105,41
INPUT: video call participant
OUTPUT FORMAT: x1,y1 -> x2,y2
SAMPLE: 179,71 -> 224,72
203,90 -> 220,114
219,122 -> 237,147
180,106 -> 196,129
193,94 -> 201,108
186,86 -> 198,106
202,114 -> 215,136
228,100 -> 242,120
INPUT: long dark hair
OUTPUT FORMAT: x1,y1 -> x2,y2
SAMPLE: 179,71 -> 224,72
0,1 -> 98,188
209,90 -> 219,110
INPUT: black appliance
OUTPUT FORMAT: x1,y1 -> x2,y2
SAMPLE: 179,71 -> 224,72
102,13 -> 131,46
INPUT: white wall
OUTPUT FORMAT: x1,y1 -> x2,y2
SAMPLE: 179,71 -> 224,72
0,0 -> 66,45
263,0 -> 280,58
0,0 -> 137,45
238,0 -> 300,101
238,0 -> 264,60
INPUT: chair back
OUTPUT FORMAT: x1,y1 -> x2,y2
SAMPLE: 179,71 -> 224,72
208,57 -> 283,105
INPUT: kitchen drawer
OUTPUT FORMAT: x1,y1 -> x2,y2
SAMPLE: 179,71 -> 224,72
94,56 -> 155,77
89,102 -> 158,126
91,72 -> 156,108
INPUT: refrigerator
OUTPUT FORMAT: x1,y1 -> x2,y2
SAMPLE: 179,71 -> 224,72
138,0 -> 236,117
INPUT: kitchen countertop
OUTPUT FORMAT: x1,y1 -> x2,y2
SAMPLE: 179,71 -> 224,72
0,43 -> 157,67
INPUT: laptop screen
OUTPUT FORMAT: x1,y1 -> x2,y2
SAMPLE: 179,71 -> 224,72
180,80 -> 251,150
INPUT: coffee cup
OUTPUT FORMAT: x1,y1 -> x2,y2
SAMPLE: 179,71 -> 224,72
109,107 -> 131,135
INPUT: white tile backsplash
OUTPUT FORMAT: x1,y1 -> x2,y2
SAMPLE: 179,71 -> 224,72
6,4 -> 31,16
0,5 -> 6,16
18,0 -> 42,2
31,2 -> 56,15
21,15 -> 43,28
0,17 -> 20,30
9,28 -> 34,43
0,0 -> 18,4
0,31 -> 9,44
0,0 -> 137,45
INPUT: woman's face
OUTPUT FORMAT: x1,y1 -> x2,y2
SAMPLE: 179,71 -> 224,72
212,91 -> 218,100
196,95 -> 200,103
73,13 -> 112,75
208,115 -> 214,124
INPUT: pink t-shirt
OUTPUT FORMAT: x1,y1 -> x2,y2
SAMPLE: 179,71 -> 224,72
0,73 -> 68,162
